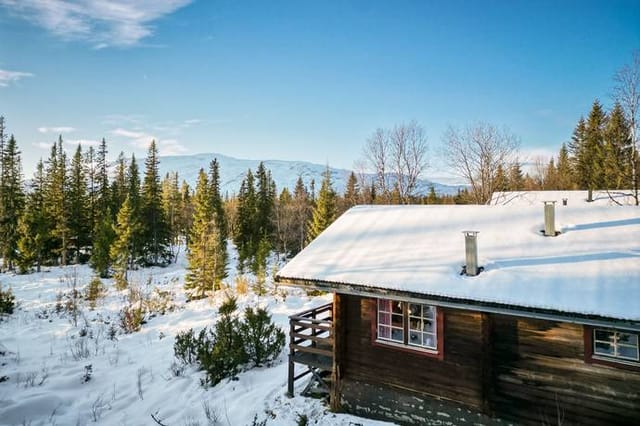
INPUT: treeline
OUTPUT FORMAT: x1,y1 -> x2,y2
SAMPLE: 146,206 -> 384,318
3,118 -> 435,298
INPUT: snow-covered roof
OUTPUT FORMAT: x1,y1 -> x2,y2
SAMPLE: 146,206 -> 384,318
490,190 -> 637,206
277,202 -> 640,322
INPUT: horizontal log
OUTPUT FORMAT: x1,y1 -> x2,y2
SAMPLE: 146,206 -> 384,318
291,344 -> 333,358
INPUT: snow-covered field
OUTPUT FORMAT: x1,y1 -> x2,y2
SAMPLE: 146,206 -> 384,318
0,250 -> 392,426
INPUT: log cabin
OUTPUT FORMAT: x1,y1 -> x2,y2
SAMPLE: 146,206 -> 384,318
276,200 -> 640,425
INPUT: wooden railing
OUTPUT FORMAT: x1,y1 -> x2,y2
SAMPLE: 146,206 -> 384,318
287,302 -> 333,396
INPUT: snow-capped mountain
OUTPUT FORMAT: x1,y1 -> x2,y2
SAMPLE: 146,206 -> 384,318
158,152 -> 464,196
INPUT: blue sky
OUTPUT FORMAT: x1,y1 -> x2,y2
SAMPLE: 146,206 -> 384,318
1,0 -> 639,178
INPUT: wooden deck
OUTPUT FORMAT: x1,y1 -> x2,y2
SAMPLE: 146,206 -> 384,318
287,302 -> 333,397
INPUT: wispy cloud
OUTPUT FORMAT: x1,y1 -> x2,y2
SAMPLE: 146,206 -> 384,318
0,69 -> 34,87
0,0 -> 193,48
38,126 -> 76,134
111,127 -> 188,156
66,138 -> 100,147
33,141 -> 54,150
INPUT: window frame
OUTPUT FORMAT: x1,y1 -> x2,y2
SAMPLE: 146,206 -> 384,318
584,326 -> 640,371
371,298 -> 444,360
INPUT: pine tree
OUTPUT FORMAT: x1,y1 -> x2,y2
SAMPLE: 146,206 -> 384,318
127,154 -> 142,263
255,162 -> 275,246
110,195 -> 138,288
0,134 -> 24,270
140,141 -> 171,265
96,138 -> 110,213
572,101 -> 607,200
307,167 -> 337,242
17,160 -> 50,273
68,145 -> 89,263
185,170 -> 227,298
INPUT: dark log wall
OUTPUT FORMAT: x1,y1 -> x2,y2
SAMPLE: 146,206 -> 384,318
339,295 -> 640,426
341,295 -> 487,410
492,316 -> 640,425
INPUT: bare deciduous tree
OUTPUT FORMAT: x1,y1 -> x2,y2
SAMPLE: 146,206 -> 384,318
443,122 -> 520,204
363,121 -> 429,203
613,50 -> 640,205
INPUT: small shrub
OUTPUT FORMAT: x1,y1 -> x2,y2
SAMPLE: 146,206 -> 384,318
119,304 -> 145,333
0,284 -> 15,315
174,329 -> 200,365
85,277 -> 105,309
114,273 -> 128,291
296,413 -> 309,426
82,364 -> 92,383
235,275 -> 249,295
240,307 -> 285,366
145,288 -> 175,316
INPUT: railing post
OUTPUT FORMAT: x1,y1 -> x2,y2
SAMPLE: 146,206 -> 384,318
287,317 -> 295,397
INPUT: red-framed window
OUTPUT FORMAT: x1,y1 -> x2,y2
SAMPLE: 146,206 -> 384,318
584,326 -> 640,371
372,298 -> 444,359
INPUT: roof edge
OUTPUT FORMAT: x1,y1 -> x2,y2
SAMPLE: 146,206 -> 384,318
276,275 -> 640,331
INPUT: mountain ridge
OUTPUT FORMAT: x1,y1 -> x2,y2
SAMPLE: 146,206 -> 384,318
158,152 -> 465,196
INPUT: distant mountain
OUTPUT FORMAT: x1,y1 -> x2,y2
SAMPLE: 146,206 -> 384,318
158,152 -> 465,196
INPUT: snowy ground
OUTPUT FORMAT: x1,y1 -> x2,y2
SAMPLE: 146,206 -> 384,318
0,249 -> 393,426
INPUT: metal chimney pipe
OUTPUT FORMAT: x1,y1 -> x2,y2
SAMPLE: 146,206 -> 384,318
544,201 -> 557,237
463,231 -> 479,276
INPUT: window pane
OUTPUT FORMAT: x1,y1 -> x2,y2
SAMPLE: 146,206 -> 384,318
392,301 -> 403,314
595,341 -> 614,356
618,332 -> 638,346
409,318 -> 420,330
409,303 -> 421,317
595,329 -> 614,342
392,313 -> 403,328
423,320 -> 434,333
391,328 -> 403,342
409,332 -> 421,346
378,299 -> 390,312
423,333 -> 436,349
618,345 -> 639,360
378,326 -> 390,339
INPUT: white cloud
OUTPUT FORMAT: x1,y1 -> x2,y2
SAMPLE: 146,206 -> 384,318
38,126 -> 76,134
0,69 -> 34,87
0,0 -> 193,48
111,127 -> 188,155
157,138 -> 188,156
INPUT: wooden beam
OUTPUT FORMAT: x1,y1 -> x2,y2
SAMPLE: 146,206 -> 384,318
330,292 -> 343,411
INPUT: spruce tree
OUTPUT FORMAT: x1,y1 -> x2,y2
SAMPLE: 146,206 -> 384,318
17,160 -> 50,273
255,162 -> 275,245
307,167 -> 337,242
233,169 -> 257,271
140,141 -> 171,265
342,171 -> 359,212
110,195 -> 138,288
603,102 -> 632,190
127,154 -> 142,263
110,152 -> 127,215
507,161 -> 524,190
208,159 -> 228,242
68,145 -> 89,263
0,134 -> 25,270
556,143 -> 574,190
90,214 -> 115,278
292,176 -> 312,253
161,171 -> 181,258
178,180 -> 194,247
185,170 -> 227,298
45,137 -> 70,265
96,138 -> 110,213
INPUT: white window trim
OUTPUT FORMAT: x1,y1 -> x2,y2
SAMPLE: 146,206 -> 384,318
376,298 -> 439,352
593,329 -> 640,362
